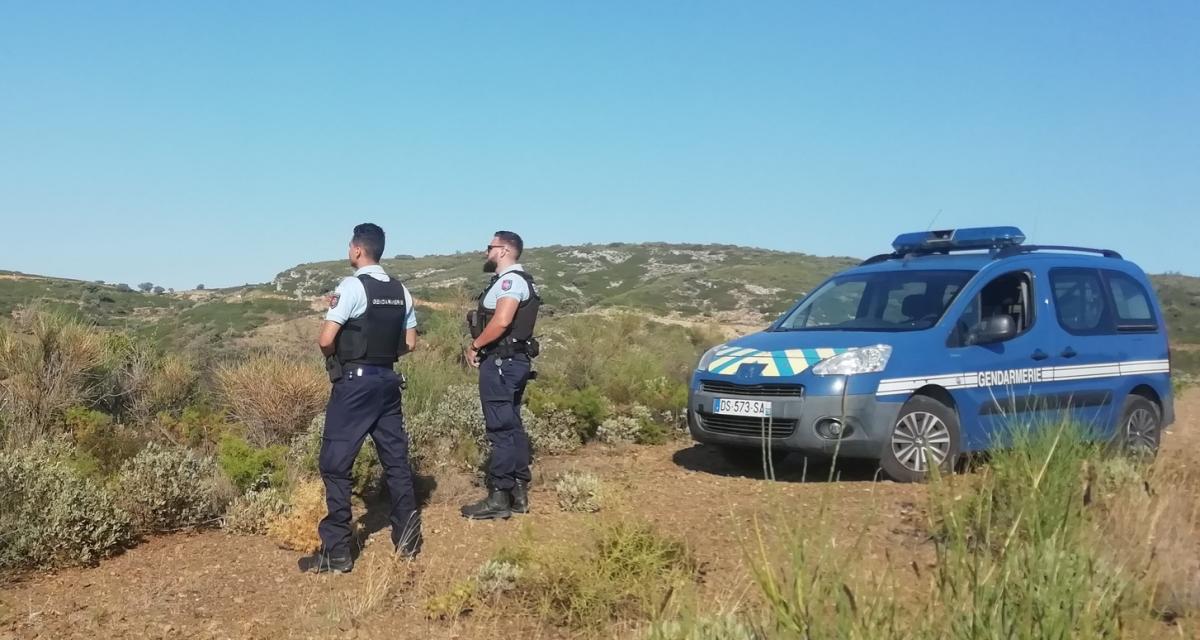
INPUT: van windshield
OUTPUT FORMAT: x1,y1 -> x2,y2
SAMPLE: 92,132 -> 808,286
774,270 -> 975,332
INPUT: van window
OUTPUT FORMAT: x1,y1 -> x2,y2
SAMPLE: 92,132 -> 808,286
776,270 -> 973,332
951,271 -> 1033,346
1051,268 -> 1110,334
1104,270 -> 1157,332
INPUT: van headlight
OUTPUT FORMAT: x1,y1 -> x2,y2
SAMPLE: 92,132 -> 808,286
697,344 -> 726,371
812,345 -> 892,376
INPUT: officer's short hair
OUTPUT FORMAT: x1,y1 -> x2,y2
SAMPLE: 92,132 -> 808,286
352,223 -> 385,261
494,230 -> 523,258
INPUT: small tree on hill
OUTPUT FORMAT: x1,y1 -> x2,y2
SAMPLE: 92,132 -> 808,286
196,284 -> 205,290
138,282 -> 153,293
152,286 -> 165,295
116,283 -> 133,292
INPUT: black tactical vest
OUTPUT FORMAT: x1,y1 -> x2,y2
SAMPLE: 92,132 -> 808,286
334,274 -> 408,366
475,270 -> 541,356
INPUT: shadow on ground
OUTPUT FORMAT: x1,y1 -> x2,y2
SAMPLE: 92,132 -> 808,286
672,443 -> 884,483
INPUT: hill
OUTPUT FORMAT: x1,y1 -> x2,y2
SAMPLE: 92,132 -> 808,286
3,243 -> 1200,355
272,243 -> 861,320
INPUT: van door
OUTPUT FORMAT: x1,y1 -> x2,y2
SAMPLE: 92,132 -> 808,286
1043,267 -> 1155,438
945,269 -> 1056,450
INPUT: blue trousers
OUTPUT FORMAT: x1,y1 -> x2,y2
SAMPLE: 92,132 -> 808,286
318,365 -> 418,557
479,355 -> 532,491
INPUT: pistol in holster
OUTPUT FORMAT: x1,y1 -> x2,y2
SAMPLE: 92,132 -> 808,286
466,309 -> 484,339
325,356 -> 344,383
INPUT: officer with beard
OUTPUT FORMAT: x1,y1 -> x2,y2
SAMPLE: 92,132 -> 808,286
461,230 -> 541,520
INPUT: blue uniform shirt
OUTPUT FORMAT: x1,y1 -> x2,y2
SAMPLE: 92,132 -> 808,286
326,265 -> 417,328
481,263 -> 533,310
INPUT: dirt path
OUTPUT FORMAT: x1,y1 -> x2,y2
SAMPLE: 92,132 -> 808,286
2,390 -> 1196,640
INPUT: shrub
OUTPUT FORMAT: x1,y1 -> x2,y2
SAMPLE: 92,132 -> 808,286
477,559 -> 524,596
630,403 -> 670,445
556,471 -> 603,513
266,477 -> 325,553
0,445 -> 134,569
406,384 -> 491,475
513,521 -> 696,629
65,406 -> 144,478
157,404 -> 230,450
215,355 -> 328,445
527,404 -> 584,455
114,442 -> 226,533
597,415 -> 641,445
101,339 -> 199,426
0,311 -> 107,447
223,487 -> 289,535
217,434 -> 289,493
529,385 -> 610,438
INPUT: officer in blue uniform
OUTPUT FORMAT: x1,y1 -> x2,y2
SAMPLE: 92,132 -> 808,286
461,230 -> 541,520
302,223 -> 422,573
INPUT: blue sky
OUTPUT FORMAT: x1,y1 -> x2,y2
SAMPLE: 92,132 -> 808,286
1,2 -> 1196,289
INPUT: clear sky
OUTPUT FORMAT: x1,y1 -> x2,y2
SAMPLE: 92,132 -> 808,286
1,2 -> 1196,289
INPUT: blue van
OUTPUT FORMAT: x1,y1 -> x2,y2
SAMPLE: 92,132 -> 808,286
687,227 -> 1175,482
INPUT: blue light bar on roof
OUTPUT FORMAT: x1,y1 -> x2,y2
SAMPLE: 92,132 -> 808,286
891,226 -> 1026,254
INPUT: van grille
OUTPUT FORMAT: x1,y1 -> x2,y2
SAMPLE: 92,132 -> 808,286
700,381 -> 805,398
699,414 -> 797,438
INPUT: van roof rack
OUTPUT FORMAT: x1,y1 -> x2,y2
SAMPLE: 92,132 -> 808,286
994,245 -> 1123,259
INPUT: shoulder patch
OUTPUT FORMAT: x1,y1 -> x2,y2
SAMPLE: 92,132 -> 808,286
329,293 -> 340,309
501,279 -> 513,291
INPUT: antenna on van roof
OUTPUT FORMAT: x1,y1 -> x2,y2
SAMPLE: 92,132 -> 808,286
924,209 -> 943,232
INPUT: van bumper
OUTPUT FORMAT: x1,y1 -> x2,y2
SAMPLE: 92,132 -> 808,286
686,388 -> 903,459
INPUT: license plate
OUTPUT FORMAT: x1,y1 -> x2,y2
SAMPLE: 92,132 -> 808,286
712,398 -> 772,418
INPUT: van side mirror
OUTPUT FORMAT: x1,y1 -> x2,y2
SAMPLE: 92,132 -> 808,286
969,315 -> 1016,345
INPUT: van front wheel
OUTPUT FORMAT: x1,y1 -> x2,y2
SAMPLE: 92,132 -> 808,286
880,395 -> 961,483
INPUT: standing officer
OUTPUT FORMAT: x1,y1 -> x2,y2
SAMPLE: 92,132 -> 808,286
461,230 -> 541,520
302,223 -> 422,573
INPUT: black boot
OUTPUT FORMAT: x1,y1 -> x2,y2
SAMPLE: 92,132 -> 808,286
460,489 -> 513,520
511,480 -> 530,514
299,548 -> 353,574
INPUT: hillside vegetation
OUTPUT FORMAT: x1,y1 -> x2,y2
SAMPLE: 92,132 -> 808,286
3,242 -> 1199,359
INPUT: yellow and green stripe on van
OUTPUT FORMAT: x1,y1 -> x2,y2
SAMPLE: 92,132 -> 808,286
706,346 -> 850,377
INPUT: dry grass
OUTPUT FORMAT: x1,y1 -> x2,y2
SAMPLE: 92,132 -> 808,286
216,354 -> 328,446
266,478 -> 325,553
1091,448 -> 1200,620
0,311 -> 107,448
110,346 -> 199,426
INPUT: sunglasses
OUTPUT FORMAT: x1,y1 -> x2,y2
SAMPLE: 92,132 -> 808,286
485,244 -> 505,252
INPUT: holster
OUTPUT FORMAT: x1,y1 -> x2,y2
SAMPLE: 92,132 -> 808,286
466,310 -> 484,339
325,356 -> 344,383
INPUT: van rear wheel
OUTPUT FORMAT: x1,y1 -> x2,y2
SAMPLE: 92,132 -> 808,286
880,395 -> 961,483
1114,395 -> 1161,460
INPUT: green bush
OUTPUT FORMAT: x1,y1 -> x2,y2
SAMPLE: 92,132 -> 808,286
114,442 -> 226,533
157,404 -> 230,450
529,385 -> 610,438
217,434 -> 288,493
0,445 -> 134,569
65,406 -> 144,478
